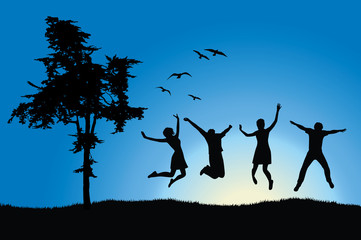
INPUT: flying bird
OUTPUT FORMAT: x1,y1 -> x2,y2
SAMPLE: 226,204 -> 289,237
193,50 -> 209,60
156,86 -> 171,95
168,72 -> 192,79
204,49 -> 227,57
188,94 -> 201,101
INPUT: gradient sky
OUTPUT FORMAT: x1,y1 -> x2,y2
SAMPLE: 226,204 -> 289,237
1,0 -> 360,207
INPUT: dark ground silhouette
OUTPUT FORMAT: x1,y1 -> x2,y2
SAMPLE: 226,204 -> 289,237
1,198 -> 360,237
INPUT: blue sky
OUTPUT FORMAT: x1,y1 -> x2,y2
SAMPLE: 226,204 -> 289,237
0,0 -> 360,207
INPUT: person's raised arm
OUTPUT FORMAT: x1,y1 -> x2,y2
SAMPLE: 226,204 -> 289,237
325,128 -> 347,135
239,124 -> 257,137
141,131 -> 167,142
184,118 -> 207,137
268,103 -> 281,131
173,114 -> 180,138
220,125 -> 232,137
290,121 -> 309,132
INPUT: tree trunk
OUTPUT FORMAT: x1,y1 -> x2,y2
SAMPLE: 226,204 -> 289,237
83,146 -> 91,209
83,114 -> 91,210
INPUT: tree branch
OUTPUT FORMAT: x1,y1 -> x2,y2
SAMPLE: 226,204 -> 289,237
27,81 -> 42,89
75,115 -> 81,133
91,114 -> 97,134
105,92 -> 115,102
100,95 -> 111,106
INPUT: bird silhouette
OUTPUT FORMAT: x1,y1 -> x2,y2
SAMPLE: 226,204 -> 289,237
193,50 -> 210,60
204,49 -> 227,57
168,72 -> 192,79
156,86 -> 171,95
188,94 -> 201,101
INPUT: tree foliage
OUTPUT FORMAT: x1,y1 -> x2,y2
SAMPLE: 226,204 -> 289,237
8,16 -> 146,208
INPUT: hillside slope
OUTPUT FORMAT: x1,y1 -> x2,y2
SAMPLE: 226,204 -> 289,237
1,198 -> 360,237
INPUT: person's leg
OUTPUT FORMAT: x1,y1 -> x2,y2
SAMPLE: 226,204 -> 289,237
168,169 -> 186,188
201,165 -> 219,179
294,153 -> 313,191
148,171 -> 157,178
206,152 -> 225,178
213,152 -> 225,178
252,164 -> 258,184
200,165 -> 209,176
262,164 -> 273,190
149,169 -> 176,178
317,154 -> 334,188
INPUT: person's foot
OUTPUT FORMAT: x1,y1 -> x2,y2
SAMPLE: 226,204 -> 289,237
294,183 -> 300,192
269,180 -> 273,190
148,171 -> 157,178
168,179 -> 175,188
200,166 -> 208,176
252,176 -> 258,185
329,181 -> 334,189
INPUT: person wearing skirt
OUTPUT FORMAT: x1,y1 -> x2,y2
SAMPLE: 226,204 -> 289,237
239,104 -> 281,190
141,114 -> 188,188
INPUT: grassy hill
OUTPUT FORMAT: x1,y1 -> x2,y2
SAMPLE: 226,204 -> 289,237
1,198 -> 360,237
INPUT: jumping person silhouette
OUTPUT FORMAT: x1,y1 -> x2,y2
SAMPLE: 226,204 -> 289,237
184,118 -> 232,179
290,121 -> 346,191
141,114 -> 187,188
239,103 -> 281,190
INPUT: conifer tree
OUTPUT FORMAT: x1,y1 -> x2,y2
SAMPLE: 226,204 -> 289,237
8,17 -> 146,209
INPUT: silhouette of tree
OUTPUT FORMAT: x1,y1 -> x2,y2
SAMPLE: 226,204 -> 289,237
8,16 -> 146,209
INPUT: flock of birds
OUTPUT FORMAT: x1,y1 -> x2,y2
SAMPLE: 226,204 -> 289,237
156,48 -> 227,101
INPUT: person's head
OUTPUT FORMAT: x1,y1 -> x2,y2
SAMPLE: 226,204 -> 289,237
314,122 -> 323,130
208,129 -> 215,135
256,119 -> 265,130
163,127 -> 174,138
